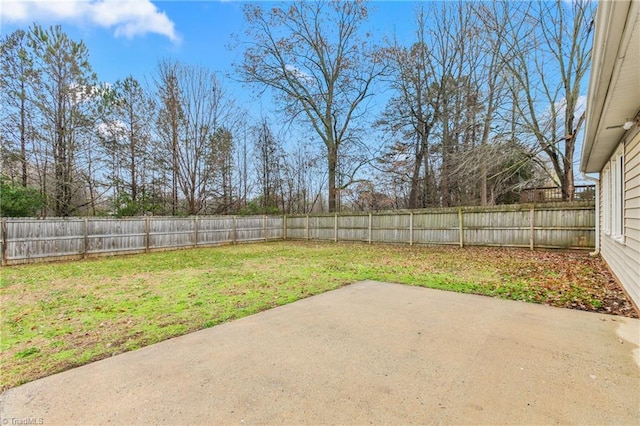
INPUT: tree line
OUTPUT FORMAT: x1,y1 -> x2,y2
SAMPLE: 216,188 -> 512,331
0,0 -> 594,217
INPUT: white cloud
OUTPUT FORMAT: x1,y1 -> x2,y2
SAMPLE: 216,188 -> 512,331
285,64 -> 314,85
1,0 -> 179,43
97,120 -> 127,140
553,94 -> 587,122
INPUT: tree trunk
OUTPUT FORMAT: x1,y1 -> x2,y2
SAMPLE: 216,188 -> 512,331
328,146 -> 338,212
562,162 -> 574,201
441,118 -> 450,208
20,79 -> 27,187
129,111 -> 138,203
423,141 -> 431,207
54,97 -> 71,216
172,133 -> 178,215
408,132 -> 424,209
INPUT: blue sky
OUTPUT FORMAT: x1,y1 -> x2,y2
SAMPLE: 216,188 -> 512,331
0,0 -> 418,117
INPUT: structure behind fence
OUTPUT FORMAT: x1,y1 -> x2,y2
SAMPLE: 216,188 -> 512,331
519,185 -> 596,203
1,201 -> 594,266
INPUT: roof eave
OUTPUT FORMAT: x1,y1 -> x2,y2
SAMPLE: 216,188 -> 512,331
581,0 -> 633,173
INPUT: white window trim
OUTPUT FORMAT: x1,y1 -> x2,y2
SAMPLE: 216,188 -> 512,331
611,144 -> 625,244
602,164 -> 610,236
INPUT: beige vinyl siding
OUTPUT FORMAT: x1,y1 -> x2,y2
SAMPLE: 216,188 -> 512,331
600,129 -> 640,309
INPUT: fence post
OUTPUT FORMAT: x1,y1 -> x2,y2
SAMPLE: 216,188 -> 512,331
83,217 -> 89,259
529,207 -> 535,250
368,213 -> 372,244
264,215 -> 268,241
334,214 -> 338,242
1,218 -> 7,266
194,216 -> 199,248
458,208 -> 464,248
409,212 -> 414,246
283,215 -> 287,240
145,216 -> 150,253
306,215 -> 310,240
233,216 -> 237,244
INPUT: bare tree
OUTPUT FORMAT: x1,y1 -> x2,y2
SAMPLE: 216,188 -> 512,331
155,61 -> 237,215
281,140 -> 324,214
470,2 -> 512,205
379,3 -> 484,208
253,119 -> 284,212
377,1 -> 559,208
238,0 -> 384,212
177,64 -> 221,214
498,0 -> 594,200
209,126 -> 235,214
234,123 -> 251,213
155,59 -> 184,215
378,25 -> 436,209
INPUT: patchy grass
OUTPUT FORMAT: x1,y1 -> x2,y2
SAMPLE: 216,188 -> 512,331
1,241 -> 636,391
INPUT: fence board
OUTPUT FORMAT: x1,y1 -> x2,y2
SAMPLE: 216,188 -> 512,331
4,218 -> 85,263
235,216 -> 265,242
309,216 -> 335,241
337,214 -> 369,242
149,217 -> 195,249
412,211 -> 459,245
285,216 -> 307,240
371,213 -> 410,244
197,216 -> 234,245
87,218 -> 146,255
267,216 -> 284,240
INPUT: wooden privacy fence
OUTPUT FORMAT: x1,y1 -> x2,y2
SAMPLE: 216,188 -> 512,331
0,215 -> 283,265
1,201 -> 594,266
285,201 -> 595,249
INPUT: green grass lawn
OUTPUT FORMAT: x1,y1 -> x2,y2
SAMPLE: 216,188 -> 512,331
0,240 -> 634,391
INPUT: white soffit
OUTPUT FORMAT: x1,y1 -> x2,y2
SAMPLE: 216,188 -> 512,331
582,0 -> 640,173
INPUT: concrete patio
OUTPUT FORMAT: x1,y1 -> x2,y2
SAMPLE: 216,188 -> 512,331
1,280 -> 639,424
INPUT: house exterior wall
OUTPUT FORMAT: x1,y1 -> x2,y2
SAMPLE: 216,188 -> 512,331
599,127 -> 640,309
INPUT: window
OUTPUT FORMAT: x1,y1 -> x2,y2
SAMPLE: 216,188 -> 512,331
611,145 -> 625,242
